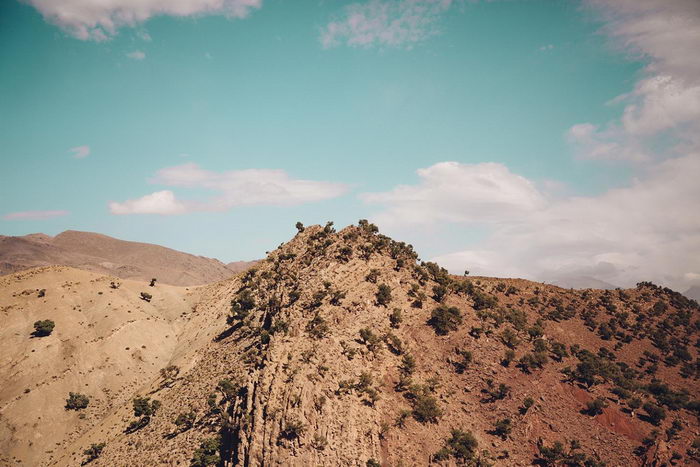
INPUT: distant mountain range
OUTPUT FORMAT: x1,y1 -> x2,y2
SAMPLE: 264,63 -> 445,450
0,230 -> 257,286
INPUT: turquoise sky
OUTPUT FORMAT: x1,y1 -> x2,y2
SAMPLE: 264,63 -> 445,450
1,0 -> 642,262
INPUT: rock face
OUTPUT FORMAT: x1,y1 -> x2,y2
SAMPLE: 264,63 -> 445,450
4,223 -> 700,466
0,230 -> 241,286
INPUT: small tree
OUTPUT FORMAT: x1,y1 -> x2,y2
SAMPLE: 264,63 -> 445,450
295,221 -> 305,233
412,394 -> 442,423
174,411 -> 196,432
428,306 -> 463,335
191,436 -> 221,467
140,292 -> 152,302
493,418 -> 512,439
65,392 -> 90,410
521,397 -> 535,414
584,397 -> 608,416
376,284 -> 392,306
389,308 -> 403,328
149,278 -> 157,287
643,402 -> 666,425
32,319 -> 55,337
82,442 -> 106,464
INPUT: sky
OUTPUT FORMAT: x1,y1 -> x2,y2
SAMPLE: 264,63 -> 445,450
1,0 -> 699,291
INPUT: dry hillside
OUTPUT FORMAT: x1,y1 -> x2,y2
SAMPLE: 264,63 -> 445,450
0,231 -> 242,286
16,221 -> 696,467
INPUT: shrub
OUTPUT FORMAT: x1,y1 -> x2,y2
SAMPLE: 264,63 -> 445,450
584,397 -> 608,416
359,328 -> 382,352
493,418 -> 512,439
149,278 -> 157,287
400,354 -> 416,375
366,460 -> 381,467
82,443 -> 105,464
306,312 -> 329,339
643,402 -> 666,425
279,418 -> 305,440
452,348 -> 473,373
412,394 -> 442,423
217,378 -> 240,401
65,392 -> 90,410
521,397 -> 535,414
502,349 -> 516,367
190,436 -> 221,467
295,221 -> 304,233
133,396 -> 161,418
428,306 -> 463,335
389,308 -> 403,328
366,269 -> 380,283
32,319 -> 55,337
432,284 -> 448,302
444,429 -> 478,461
500,328 -> 520,349
376,284 -> 392,306
175,411 -> 196,431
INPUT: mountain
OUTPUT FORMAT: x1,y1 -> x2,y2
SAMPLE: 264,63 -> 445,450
547,275 -> 619,290
685,285 -> 700,302
1,222 -> 698,466
0,230 -> 240,286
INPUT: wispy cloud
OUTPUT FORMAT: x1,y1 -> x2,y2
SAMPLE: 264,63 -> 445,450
126,50 -> 146,60
568,0 -> 700,163
25,0 -> 262,41
110,163 -> 349,215
320,0 -> 453,49
69,145 -> 90,159
4,210 -> 69,220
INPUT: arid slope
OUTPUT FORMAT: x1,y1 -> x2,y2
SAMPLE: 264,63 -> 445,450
0,266 -> 231,466
43,223 -> 699,467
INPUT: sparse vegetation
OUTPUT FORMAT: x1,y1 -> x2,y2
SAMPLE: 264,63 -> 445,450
65,392 -> 90,410
190,436 -> 221,467
32,319 -> 55,337
82,443 -> 105,464
428,305 -> 463,335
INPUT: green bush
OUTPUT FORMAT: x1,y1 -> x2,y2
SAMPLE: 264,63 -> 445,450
389,308 -> 403,328
65,392 -> 90,410
32,319 -> 55,337
428,305 -> 463,335
133,396 -> 161,418
584,397 -> 608,416
442,429 -> 478,461
190,436 -> 221,467
493,418 -> 512,439
376,284 -> 392,306
82,443 -> 106,464
412,393 -> 442,423
175,411 -> 196,431
643,402 -> 666,425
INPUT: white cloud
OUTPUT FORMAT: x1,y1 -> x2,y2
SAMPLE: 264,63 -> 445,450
69,145 -> 90,159
538,44 -> 554,51
320,0 -> 453,49
126,50 -> 146,60
569,0 -> 700,162
25,0 -> 262,41
361,162 -> 545,228
109,190 -> 187,215
3,210 -> 69,220
110,163 -> 348,215
364,156 -> 700,290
